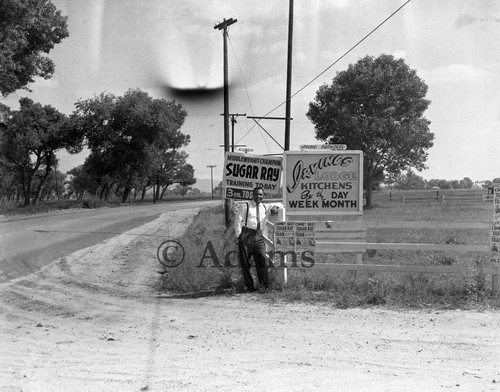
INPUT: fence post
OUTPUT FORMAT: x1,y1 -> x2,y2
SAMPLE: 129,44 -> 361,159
277,207 -> 287,285
356,215 -> 363,264
492,267 -> 500,298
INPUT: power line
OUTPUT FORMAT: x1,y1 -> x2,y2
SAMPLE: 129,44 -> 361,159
235,1 -> 412,146
228,35 -> 255,118
229,34 -> 276,153
261,0 -> 413,119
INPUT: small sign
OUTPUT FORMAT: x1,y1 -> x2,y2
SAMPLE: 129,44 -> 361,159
223,152 -> 282,200
300,144 -> 347,151
275,221 -> 316,252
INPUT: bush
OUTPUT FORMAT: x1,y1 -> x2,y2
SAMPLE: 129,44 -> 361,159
82,197 -> 103,209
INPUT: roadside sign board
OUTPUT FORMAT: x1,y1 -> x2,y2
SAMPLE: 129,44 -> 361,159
283,150 -> 363,216
223,152 -> 282,200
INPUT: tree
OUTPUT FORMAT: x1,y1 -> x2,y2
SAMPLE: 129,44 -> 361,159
438,179 -> 451,190
427,179 -> 441,189
0,164 -> 18,201
35,167 -> 65,201
394,169 -> 426,190
0,0 -> 68,96
70,89 -> 190,203
460,177 -> 473,189
213,181 -> 224,197
307,54 -> 434,207
66,165 -> 98,200
0,103 -> 9,127
173,163 -> 196,196
152,150 -> 187,201
0,98 -> 80,205
173,183 -> 192,197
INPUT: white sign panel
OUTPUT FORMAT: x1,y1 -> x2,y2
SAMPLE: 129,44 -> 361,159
223,152 -> 282,200
284,150 -> 363,216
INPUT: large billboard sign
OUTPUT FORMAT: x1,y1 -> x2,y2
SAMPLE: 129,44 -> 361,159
284,150 -> 363,216
223,152 -> 282,200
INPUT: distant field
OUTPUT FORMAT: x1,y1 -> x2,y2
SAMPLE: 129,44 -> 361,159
361,199 -> 491,264
281,199 -> 497,306
371,188 -> 490,203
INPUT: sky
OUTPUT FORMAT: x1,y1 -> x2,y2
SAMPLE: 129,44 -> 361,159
3,0 -> 500,185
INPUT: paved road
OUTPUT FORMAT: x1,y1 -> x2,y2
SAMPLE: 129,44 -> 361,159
0,200 -> 218,282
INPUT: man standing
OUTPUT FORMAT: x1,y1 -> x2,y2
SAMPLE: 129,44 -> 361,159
234,187 -> 282,292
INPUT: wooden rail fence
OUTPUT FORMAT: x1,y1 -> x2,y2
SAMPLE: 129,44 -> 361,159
402,195 -> 490,204
264,220 -> 500,297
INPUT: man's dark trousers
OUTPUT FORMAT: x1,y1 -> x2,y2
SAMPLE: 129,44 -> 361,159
238,227 -> 269,290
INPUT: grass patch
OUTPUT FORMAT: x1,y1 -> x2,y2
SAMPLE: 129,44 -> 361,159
158,201 -> 498,309
158,206 -> 244,293
0,200 -> 83,216
0,196 -> 213,217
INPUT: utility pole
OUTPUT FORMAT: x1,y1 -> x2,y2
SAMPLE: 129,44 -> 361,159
214,17 -> 237,226
214,18 -> 237,154
221,113 -> 246,151
284,0 -> 294,151
206,165 -> 217,199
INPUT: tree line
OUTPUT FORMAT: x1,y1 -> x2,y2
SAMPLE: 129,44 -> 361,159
385,169 -> 500,191
0,89 -> 195,205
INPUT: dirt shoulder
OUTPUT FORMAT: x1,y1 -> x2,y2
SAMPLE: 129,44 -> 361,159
1,207 -> 499,392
